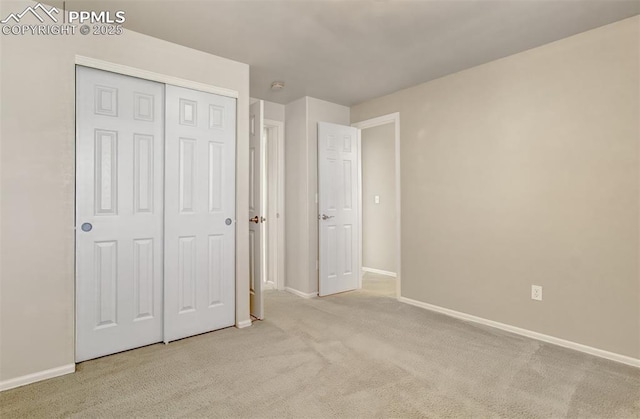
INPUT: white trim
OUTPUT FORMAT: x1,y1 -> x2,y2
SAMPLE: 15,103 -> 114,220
398,297 -> 640,368
352,112 -> 401,300
263,119 -> 286,292
285,287 -> 318,299
236,319 -> 253,329
362,267 -> 397,278
0,364 -> 75,392
75,56 -> 239,99
357,129 -> 363,290
354,113 -> 400,130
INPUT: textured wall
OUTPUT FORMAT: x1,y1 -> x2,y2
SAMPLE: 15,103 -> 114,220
284,98 -> 310,293
351,17 -> 639,358
362,123 -> 396,273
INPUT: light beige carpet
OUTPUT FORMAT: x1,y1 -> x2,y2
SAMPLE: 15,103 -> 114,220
362,272 -> 397,297
1,281 -> 639,418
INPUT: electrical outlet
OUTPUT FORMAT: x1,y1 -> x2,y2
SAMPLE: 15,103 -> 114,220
531,285 -> 542,301
374,195 -> 380,204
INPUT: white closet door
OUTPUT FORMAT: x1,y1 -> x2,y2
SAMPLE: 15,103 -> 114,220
76,66 -> 164,362
164,85 -> 236,342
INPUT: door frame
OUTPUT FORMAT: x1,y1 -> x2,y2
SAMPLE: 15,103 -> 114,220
352,112 -> 401,299
75,56 -> 239,98
263,119 -> 286,291
74,55 -> 245,360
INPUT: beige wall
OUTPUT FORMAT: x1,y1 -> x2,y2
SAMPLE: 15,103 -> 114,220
351,17 -> 640,359
264,100 -> 285,123
284,97 -> 309,293
0,0 -> 251,383
362,124 -> 396,273
250,98 -> 284,123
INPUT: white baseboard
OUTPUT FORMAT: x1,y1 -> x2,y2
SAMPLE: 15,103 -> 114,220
236,319 -> 252,329
362,267 -> 397,278
398,296 -> 640,368
285,287 -> 317,299
0,363 -> 75,392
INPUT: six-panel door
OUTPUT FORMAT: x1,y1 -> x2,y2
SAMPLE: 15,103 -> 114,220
76,67 -> 165,362
318,122 -> 360,296
163,85 -> 236,342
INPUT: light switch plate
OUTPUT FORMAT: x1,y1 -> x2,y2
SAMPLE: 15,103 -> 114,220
374,195 -> 380,204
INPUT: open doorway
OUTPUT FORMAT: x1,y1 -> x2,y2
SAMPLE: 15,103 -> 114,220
354,113 -> 401,299
249,100 -> 285,320
262,119 -> 285,291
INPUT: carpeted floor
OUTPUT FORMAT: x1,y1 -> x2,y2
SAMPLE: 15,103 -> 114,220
1,276 -> 639,418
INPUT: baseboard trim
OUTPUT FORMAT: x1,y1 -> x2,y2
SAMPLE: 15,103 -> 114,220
236,319 -> 252,329
0,363 -> 75,392
398,296 -> 640,368
362,267 -> 397,278
285,287 -> 317,299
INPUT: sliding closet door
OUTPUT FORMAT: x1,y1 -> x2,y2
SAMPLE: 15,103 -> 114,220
164,85 -> 236,342
76,66 -> 164,362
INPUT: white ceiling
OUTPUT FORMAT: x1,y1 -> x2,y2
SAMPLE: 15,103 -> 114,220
56,1 -> 639,106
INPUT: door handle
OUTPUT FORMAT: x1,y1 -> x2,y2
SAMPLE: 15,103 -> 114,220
321,214 -> 334,220
249,216 -> 259,224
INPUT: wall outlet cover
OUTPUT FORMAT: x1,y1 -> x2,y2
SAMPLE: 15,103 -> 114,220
531,285 -> 543,301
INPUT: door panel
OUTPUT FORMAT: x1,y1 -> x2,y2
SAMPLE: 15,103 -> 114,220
318,122 -> 359,296
164,85 -> 236,342
76,66 -> 164,362
249,101 -> 264,319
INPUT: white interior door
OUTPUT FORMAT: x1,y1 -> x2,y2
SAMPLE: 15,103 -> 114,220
76,66 -> 164,362
164,85 -> 236,342
318,122 -> 360,296
249,100 -> 264,319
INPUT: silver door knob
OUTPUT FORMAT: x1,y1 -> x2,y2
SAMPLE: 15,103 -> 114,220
81,222 -> 92,232
321,214 -> 334,220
